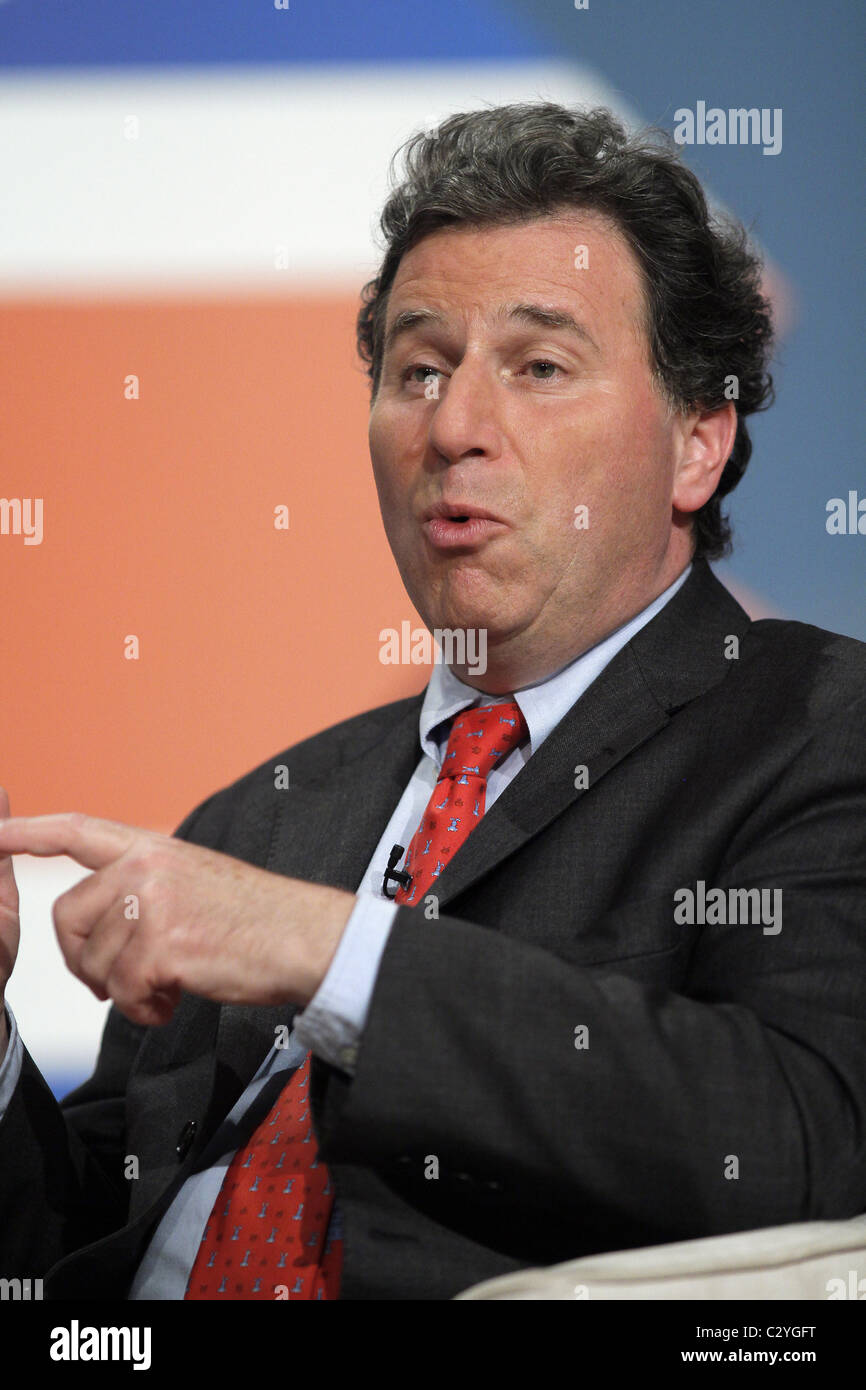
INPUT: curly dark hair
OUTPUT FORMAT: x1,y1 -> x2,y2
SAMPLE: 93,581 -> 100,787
356,103 -> 776,560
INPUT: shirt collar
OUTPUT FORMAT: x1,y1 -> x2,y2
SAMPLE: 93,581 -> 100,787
418,562 -> 692,765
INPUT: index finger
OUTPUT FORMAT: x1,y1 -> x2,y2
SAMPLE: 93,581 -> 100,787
0,813 -> 139,871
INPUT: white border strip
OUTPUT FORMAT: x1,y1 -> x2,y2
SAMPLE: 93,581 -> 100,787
0,61 -> 637,294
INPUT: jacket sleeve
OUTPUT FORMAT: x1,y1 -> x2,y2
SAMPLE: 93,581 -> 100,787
0,795 -> 220,1276
315,695 -> 866,1262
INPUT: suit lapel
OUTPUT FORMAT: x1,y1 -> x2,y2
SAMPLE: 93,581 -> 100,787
429,559 -> 752,909
263,697 -> 423,892
430,642 -> 670,908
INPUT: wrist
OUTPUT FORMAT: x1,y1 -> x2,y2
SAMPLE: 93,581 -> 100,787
288,885 -> 355,1007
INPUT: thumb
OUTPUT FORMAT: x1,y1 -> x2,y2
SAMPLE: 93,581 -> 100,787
0,785 -> 20,1007
0,785 -> 19,913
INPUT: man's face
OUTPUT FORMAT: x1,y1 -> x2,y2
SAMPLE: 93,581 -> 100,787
368,211 -> 695,689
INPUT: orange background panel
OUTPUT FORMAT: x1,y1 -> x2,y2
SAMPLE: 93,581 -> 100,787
1,296 -> 426,831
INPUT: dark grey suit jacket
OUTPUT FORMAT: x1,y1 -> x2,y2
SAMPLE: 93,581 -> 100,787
2,558 -> 865,1299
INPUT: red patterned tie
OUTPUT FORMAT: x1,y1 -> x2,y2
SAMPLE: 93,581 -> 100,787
185,698 -> 525,1300
395,700 -> 527,905
184,1051 -> 342,1300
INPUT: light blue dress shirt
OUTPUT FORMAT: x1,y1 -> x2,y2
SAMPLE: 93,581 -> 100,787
0,563 -> 691,1297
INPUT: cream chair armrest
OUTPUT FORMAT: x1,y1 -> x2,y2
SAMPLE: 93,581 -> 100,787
454,1216 -> 866,1300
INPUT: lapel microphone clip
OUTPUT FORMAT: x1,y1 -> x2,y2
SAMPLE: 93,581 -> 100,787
382,844 -> 412,899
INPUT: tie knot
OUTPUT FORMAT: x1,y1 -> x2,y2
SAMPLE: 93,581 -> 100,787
438,700 -> 527,785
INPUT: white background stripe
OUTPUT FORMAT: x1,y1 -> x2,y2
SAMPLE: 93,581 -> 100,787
0,61 -> 635,293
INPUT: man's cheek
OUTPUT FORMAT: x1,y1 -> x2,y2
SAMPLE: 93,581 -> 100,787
372,466 -> 406,528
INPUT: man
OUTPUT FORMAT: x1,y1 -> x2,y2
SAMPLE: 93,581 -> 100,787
0,103 -> 864,1301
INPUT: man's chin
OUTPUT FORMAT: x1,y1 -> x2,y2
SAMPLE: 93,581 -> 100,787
418,572 -> 520,633
425,611 -> 521,649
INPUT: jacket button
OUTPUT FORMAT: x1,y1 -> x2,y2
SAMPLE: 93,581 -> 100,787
176,1120 -> 197,1161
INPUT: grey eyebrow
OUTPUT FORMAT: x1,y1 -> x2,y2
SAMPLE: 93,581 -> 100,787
500,302 -> 600,352
383,308 -> 447,356
382,302 -> 600,357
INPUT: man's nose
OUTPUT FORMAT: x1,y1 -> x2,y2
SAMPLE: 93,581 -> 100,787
426,358 -> 501,464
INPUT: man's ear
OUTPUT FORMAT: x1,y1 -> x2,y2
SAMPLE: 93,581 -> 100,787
671,401 -> 738,517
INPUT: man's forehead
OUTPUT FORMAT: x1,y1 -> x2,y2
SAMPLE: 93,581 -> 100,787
384,212 -> 644,336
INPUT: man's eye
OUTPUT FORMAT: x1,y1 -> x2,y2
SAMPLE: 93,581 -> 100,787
527,361 -> 561,380
405,365 -> 442,383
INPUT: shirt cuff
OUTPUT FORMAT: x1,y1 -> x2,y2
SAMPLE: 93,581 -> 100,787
0,1003 -> 24,1120
292,893 -> 398,1074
